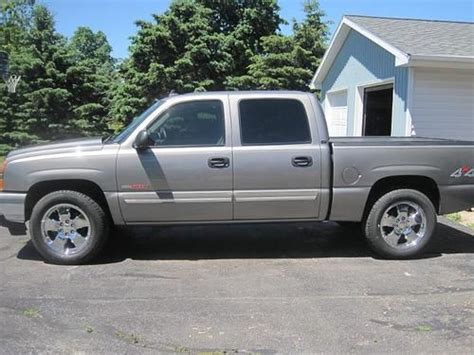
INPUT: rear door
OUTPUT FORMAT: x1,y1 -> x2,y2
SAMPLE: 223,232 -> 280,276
230,94 -> 323,220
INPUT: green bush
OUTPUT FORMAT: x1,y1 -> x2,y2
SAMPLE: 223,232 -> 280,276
0,144 -> 11,157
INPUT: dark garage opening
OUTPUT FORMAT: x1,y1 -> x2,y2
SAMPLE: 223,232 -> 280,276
363,84 -> 393,136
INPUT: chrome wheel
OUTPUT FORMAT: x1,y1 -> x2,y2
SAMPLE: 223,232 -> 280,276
379,201 -> 427,249
41,204 -> 91,256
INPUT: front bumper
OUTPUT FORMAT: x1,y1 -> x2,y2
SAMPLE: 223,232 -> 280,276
0,192 -> 27,223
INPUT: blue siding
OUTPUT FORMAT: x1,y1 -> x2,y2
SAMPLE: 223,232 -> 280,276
321,30 -> 408,136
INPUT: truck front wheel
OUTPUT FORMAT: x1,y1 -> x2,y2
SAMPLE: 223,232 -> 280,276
363,189 -> 437,259
29,190 -> 109,265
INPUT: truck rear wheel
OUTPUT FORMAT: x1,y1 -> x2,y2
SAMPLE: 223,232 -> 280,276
29,190 -> 109,265
363,189 -> 437,259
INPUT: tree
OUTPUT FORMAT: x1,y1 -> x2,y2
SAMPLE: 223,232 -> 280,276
227,34 -> 312,90
292,0 -> 328,71
0,2 -> 117,154
0,0 -> 35,53
67,27 -> 116,136
109,0 -> 284,129
229,0 -> 328,91
198,0 -> 284,82
0,0 -> 37,155
18,5 -> 74,141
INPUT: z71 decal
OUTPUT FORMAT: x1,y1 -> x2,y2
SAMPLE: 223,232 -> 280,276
450,166 -> 474,178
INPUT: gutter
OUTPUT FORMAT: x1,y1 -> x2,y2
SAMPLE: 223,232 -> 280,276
404,54 -> 474,69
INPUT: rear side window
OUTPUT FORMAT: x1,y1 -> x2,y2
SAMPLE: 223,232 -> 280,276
239,99 -> 311,145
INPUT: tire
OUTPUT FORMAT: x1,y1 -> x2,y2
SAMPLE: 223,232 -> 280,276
29,190 -> 109,265
363,189 -> 437,259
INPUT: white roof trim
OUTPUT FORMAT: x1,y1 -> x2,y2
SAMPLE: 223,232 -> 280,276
310,17 -> 409,90
408,54 -> 474,69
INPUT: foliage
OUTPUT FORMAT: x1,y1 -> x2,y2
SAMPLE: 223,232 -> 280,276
0,0 -> 329,150
0,1 -> 115,152
0,0 -> 38,150
67,27 -> 116,135
229,0 -> 328,90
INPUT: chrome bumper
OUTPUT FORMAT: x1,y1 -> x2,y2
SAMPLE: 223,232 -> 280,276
0,192 -> 26,223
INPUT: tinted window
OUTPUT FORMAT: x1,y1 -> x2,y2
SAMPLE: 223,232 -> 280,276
239,99 -> 311,145
148,100 -> 225,146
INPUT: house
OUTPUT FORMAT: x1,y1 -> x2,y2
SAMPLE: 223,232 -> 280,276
310,16 -> 474,140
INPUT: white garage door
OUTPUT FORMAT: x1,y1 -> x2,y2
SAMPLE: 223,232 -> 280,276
326,90 -> 348,136
411,68 -> 474,141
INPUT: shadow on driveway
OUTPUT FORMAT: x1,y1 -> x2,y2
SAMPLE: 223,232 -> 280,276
16,218 -> 474,264
18,220 -> 474,264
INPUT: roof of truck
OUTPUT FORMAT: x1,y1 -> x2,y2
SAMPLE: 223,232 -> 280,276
177,90 -> 311,97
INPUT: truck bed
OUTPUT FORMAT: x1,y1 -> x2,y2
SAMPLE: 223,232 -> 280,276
327,136 -> 474,221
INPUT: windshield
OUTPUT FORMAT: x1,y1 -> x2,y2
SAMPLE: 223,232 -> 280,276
107,100 -> 166,143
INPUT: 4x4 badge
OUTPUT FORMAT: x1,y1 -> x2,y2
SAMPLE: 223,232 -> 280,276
450,166 -> 474,178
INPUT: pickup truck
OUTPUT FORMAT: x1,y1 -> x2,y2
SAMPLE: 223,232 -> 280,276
0,91 -> 473,264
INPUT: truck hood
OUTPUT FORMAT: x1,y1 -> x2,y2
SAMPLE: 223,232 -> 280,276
6,137 -> 104,160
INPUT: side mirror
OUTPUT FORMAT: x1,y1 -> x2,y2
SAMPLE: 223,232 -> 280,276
133,130 -> 151,149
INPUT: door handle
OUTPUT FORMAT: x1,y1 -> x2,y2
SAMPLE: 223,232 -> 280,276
208,157 -> 230,168
292,156 -> 313,167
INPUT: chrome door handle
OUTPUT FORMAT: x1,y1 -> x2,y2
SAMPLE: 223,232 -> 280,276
292,156 -> 313,167
208,157 -> 230,168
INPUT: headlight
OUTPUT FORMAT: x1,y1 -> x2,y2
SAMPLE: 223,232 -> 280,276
0,160 -> 7,192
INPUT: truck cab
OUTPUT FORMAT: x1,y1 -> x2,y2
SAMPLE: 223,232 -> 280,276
114,91 -> 331,223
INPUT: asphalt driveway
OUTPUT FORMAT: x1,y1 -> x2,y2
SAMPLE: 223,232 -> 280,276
0,218 -> 473,353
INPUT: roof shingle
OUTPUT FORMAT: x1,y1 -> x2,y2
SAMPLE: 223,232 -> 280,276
345,15 -> 474,57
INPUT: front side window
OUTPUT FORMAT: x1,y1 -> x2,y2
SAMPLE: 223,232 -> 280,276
109,99 -> 166,143
148,100 -> 225,147
239,99 -> 311,145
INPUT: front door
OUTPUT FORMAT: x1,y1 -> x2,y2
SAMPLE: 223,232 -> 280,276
230,95 -> 323,220
117,98 -> 233,223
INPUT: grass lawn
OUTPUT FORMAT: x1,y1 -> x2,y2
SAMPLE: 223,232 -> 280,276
446,211 -> 474,230
0,156 -> 4,164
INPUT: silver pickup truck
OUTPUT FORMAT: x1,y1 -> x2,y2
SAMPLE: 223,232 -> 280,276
0,91 -> 473,264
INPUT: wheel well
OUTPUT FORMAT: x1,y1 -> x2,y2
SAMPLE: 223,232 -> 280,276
363,176 -> 440,219
25,180 -> 111,222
